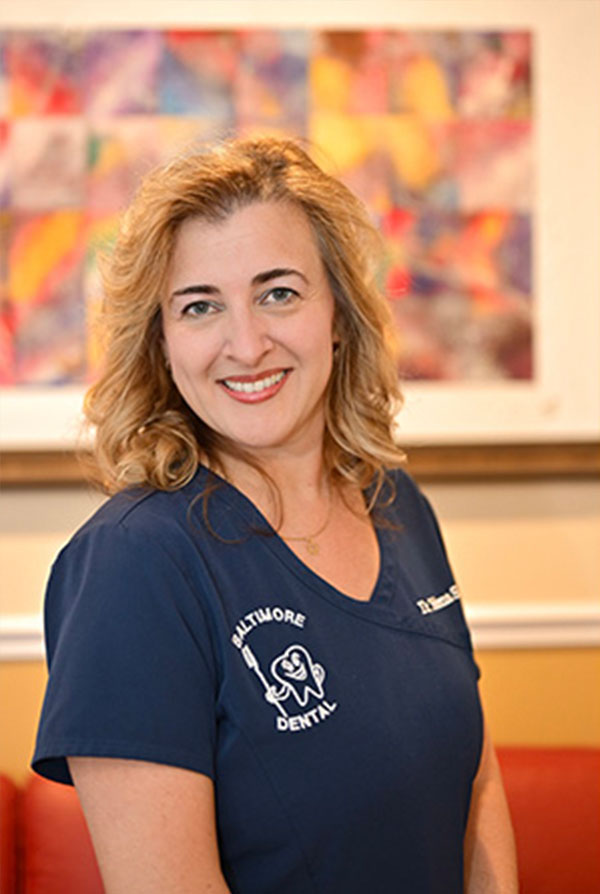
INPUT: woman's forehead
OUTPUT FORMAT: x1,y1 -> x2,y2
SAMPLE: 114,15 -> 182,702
169,201 -> 324,279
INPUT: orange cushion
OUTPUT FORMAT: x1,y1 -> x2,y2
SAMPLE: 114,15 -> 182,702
0,775 -> 18,894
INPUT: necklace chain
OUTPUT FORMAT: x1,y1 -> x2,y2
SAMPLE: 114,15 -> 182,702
280,495 -> 333,556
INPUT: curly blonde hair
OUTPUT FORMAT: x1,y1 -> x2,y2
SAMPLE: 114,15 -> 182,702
85,136 -> 405,499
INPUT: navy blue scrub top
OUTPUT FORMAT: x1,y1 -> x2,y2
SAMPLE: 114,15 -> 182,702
33,466 -> 483,894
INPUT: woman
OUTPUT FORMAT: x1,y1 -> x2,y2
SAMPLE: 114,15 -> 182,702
33,137 -> 517,893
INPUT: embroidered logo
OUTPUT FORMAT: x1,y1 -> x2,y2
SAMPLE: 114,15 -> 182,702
416,583 -> 461,616
270,644 -> 325,707
231,608 -> 338,733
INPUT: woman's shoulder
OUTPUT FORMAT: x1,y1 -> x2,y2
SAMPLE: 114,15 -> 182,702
384,465 -> 419,491
44,475 -> 218,630
61,470 -> 211,562
381,465 -> 427,509
379,465 -> 445,534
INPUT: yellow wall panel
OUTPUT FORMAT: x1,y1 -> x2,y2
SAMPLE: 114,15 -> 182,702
478,648 -> 600,747
0,661 -> 47,784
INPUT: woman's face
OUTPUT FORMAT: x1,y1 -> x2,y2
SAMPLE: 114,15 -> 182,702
161,201 -> 337,461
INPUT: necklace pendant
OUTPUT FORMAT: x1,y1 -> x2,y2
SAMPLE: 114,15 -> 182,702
306,539 -> 320,555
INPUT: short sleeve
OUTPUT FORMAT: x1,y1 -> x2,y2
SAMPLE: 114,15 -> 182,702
32,520 -> 218,785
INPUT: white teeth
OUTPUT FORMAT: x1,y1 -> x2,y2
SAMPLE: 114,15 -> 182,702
223,370 -> 286,393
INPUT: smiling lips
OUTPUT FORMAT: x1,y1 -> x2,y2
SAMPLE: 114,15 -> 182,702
219,368 -> 290,403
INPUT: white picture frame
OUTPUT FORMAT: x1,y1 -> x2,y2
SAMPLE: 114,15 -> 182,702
1,0 -> 599,452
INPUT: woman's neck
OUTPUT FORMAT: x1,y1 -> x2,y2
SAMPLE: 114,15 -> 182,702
217,445 -> 331,529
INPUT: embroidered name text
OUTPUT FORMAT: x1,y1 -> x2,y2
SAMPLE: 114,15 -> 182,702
276,700 -> 338,732
416,584 -> 461,615
231,606 -> 306,649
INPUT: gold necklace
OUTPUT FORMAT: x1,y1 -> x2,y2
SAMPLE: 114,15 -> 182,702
280,496 -> 333,556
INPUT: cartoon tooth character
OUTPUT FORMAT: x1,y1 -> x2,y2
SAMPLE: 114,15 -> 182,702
266,644 -> 326,708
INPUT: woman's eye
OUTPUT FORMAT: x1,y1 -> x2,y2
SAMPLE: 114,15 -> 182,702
181,300 -> 218,318
261,287 -> 298,306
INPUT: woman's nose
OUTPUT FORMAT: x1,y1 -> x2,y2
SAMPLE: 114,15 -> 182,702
223,308 -> 273,366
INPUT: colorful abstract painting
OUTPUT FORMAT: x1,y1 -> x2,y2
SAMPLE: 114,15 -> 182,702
0,28 -> 533,385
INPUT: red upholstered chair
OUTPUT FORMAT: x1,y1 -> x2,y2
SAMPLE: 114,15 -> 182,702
0,775 -> 18,894
498,747 -> 600,894
18,773 -> 104,894
1,748 -> 599,892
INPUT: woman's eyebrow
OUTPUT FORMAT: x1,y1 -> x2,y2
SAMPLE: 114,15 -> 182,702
171,283 -> 219,298
170,268 -> 308,301
251,267 -> 308,286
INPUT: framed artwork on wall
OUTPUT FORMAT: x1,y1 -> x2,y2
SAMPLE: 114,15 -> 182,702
0,1 -> 598,482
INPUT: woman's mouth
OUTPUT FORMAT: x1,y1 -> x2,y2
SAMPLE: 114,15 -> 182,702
219,369 -> 290,402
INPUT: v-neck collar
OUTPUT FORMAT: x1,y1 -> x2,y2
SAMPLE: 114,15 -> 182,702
191,465 -> 399,615
186,466 -> 473,650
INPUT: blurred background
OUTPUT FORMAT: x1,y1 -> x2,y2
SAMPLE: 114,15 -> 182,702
1,0 -> 599,793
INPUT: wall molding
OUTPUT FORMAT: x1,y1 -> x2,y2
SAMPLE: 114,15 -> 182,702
0,614 -> 44,661
1,603 -> 599,661
465,602 -> 600,650
3,443 -> 600,486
